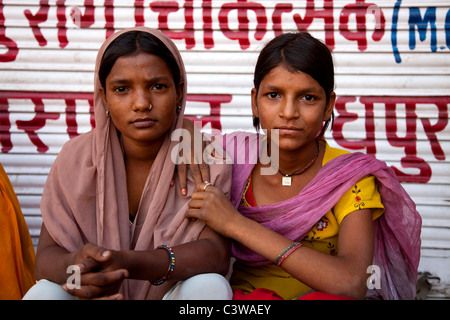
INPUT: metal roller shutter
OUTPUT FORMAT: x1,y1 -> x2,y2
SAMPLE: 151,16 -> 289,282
0,0 -> 449,297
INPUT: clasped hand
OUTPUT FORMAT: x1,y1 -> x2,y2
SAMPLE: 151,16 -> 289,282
62,243 -> 128,300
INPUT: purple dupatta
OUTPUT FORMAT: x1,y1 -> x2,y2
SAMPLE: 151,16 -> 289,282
224,132 -> 422,300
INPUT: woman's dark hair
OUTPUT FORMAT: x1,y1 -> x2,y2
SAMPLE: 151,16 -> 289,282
99,31 -> 181,90
253,32 -> 335,136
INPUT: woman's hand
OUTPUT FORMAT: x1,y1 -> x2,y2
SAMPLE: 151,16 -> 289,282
187,183 -> 241,238
175,118 -> 211,195
62,243 -> 128,300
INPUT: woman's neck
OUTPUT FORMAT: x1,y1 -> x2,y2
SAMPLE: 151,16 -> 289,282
122,134 -> 167,217
272,140 -> 320,174
121,134 -> 166,163
251,139 -> 325,205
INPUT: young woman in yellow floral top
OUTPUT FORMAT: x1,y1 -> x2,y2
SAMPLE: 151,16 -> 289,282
230,141 -> 385,299
186,32 -> 421,300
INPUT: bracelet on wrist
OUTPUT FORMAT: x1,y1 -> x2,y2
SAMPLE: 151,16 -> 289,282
274,241 -> 302,267
150,245 -> 175,286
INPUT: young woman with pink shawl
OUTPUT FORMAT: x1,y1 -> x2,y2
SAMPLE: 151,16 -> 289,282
186,32 -> 422,300
23,27 -> 232,300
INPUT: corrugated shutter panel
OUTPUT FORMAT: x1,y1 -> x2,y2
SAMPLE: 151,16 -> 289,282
0,0 -> 449,285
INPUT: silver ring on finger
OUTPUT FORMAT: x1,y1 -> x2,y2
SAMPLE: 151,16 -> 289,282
203,182 -> 212,191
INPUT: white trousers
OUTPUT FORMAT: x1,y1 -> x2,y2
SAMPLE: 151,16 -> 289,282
22,273 -> 232,300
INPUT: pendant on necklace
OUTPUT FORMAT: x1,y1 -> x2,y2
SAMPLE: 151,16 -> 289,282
282,176 -> 292,186
278,140 -> 320,187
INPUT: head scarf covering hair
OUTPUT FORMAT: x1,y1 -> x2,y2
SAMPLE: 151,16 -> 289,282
40,27 -> 231,299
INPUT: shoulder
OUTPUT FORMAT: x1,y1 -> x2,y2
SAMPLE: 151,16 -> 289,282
52,130 -> 95,172
59,131 -> 94,157
334,175 -> 385,224
223,131 -> 259,146
44,130 -> 97,199
322,140 -> 351,165
222,131 -> 260,164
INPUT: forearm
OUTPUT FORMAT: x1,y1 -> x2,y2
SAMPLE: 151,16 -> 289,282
228,214 -> 370,299
281,245 -> 369,298
35,243 -> 75,284
34,224 -> 76,284
227,213 -> 293,263
123,231 -> 230,282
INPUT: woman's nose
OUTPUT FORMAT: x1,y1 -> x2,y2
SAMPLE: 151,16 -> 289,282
132,88 -> 151,111
279,99 -> 299,119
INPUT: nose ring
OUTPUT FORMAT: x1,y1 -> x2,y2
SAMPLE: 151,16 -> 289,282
148,104 -> 152,111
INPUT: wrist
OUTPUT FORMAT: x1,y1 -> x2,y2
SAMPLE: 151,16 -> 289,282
117,250 -> 138,277
122,248 -> 172,282
150,245 -> 175,285
224,212 -> 248,241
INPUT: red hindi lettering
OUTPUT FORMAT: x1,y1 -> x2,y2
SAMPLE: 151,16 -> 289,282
0,96 -> 12,152
219,0 -> 267,50
185,94 -> 233,131
65,98 -> 94,138
16,98 -> 60,153
0,0 -> 18,62
333,96 -> 377,156
25,0 -> 95,47
293,0 -> 335,50
202,0 -> 214,49
135,0 -> 145,26
419,97 -> 448,161
339,0 -> 385,51
384,98 -> 431,183
0,92 -> 95,153
334,96 -> 448,183
56,0 -> 69,48
104,0 -> 115,38
24,0 -> 50,47
150,0 -> 195,49
73,0 -> 95,29
273,3 -> 293,36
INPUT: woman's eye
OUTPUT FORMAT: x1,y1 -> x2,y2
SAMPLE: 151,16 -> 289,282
152,84 -> 166,90
113,86 -> 127,93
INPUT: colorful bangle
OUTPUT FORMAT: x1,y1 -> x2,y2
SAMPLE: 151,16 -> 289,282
274,242 -> 302,267
150,245 -> 175,286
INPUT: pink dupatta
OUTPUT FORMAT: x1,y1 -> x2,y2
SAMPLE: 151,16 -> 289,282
225,132 -> 422,300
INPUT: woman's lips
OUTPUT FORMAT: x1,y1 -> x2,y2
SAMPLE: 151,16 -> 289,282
276,127 -> 301,135
131,118 -> 156,128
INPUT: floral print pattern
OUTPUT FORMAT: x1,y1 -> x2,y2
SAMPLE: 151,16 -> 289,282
352,184 -> 366,210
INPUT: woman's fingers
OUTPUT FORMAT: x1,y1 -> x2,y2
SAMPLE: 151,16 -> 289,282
199,162 -> 210,185
62,268 -> 128,299
187,183 -> 219,221
176,163 -> 188,196
74,244 -> 111,273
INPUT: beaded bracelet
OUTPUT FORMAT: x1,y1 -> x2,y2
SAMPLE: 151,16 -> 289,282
274,242 -> 302,267
150,245 -> 175,286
